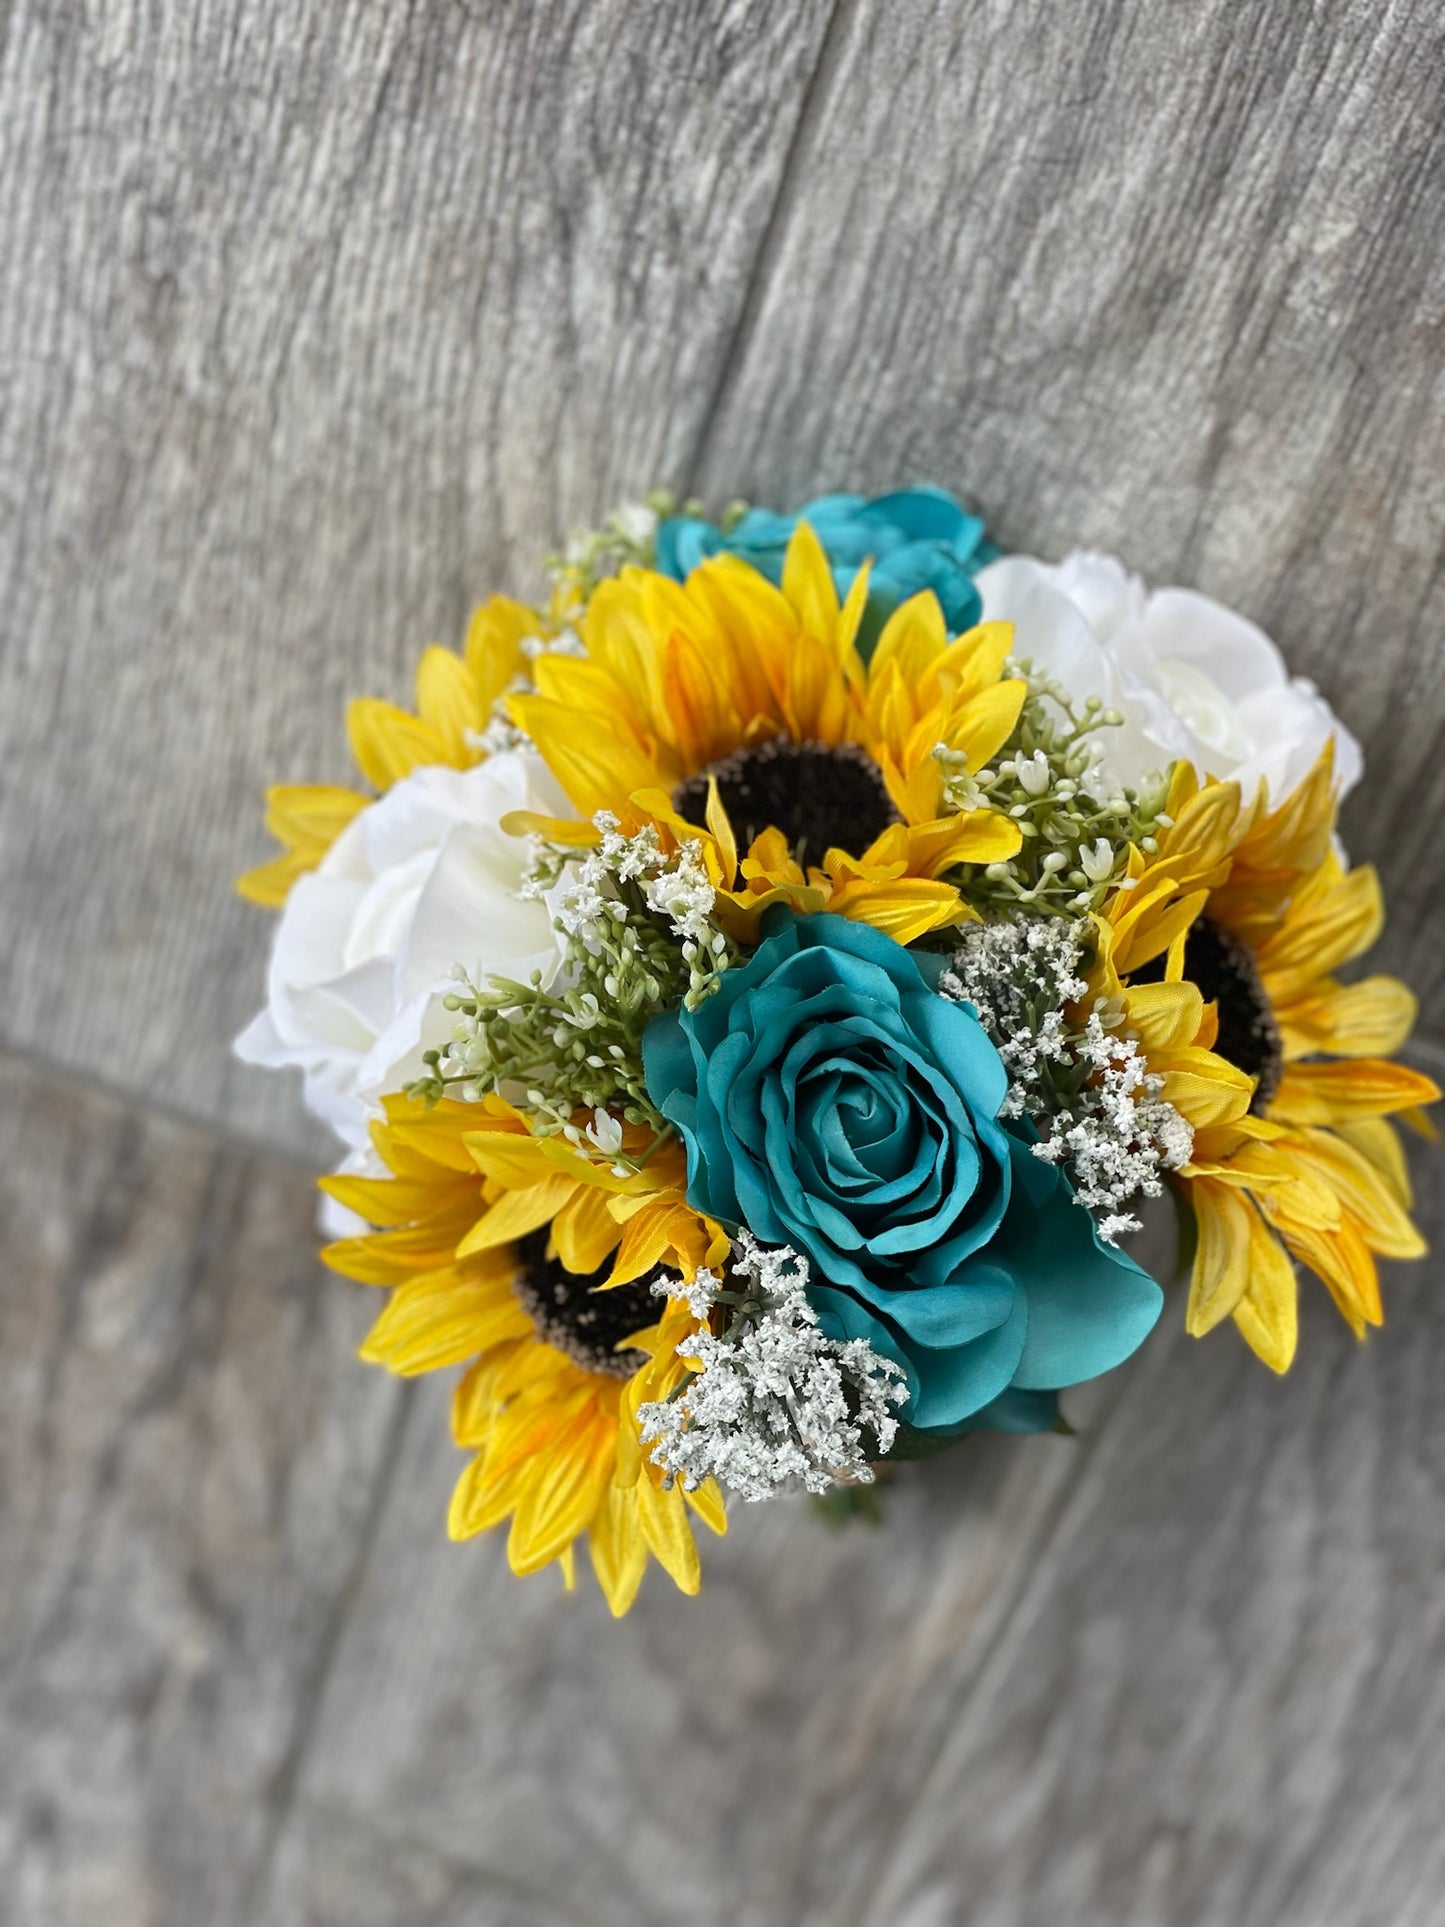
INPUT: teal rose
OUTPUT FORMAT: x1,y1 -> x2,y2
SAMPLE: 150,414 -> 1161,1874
642,911 -> 1162,1437
654,488 -> 997,660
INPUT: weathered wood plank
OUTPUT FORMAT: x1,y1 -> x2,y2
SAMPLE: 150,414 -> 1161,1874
240,1246 -> 1172,1927
843,1203 -> 1445,1925
0,0 -> 837,1158
0,1053 -> 404,1927
253,1181 -> 1445,1927
694,0 -> 1445,1036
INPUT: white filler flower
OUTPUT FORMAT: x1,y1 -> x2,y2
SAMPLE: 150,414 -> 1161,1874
977,551 -> 1361,804
235,751 -> 569,1150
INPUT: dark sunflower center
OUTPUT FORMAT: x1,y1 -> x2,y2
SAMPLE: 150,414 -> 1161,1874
673,736 -> 901,867
1139,916 -> 1282,1110
512,1229 -> 655,1377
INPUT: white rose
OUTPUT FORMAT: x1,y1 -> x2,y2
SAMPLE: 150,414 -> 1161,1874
976,552 -> 1362,803
235,751 -> 569,1151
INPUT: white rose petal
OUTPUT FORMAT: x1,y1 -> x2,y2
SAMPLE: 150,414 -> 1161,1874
235,750 -> 572,1150
977,552 -> 1362,804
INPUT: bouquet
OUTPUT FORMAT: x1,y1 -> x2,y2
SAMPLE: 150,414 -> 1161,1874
237,487 -> 1437,1614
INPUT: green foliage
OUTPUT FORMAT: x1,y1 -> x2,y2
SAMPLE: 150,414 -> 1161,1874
938,664 -> 1175,918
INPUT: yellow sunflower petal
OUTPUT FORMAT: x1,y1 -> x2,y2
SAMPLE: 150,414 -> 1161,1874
1123,980 -> 1206,1052
1277,1217 -> 1382,1337
683,1477 -> 728,1537
237,784 -> 369,905
823,875 -> 968,944
550,1183 -> 624,1275
1255,863 -> 1384,998
347,697 -> 448,790
414,644 -> 483,761
359,1267 -> 530,1375
1279,1129 -> 1426,1259
1275,973 -> 1418,1060
454,1173 -> 579,1257
1333,1116 -> 1412,1210
944,679 -> 1029,774
633,1475 -> 702,1595
507,692 -> 663,817
1185,1178 -> 1255,1336
780,520 -> 843,645
1269,1059 -> 1441,1127
507,1406 -> 615,1577
1230,1205 -> 1299,1374
588,1476 -> 651,1618
448,1451 -> 531,1543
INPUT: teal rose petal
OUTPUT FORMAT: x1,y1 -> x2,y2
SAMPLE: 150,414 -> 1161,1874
641,911 -> 1164,1438
655,487 -> 998,658
995,1141 -> 1163,1391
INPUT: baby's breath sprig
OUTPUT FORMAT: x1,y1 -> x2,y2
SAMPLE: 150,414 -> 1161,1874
941,920 -> 1193,1241
638,1236 -> 908,1502
404,815 -> 740,1164
545,490 -> 678,617
936,660 -> 1174,917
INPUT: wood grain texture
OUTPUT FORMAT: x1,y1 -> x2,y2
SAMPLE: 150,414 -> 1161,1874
5,3 -> 1445,1923
694,0 -> 1445,1033
247,1357 -> 1105,1927
0,1040 -> 1163,1927
846,1206 -> 1445,1927
0,0 -> 836,1158
0,1053 -> 404,1927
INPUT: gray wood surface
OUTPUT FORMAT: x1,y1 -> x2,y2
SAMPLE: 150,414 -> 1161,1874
0,0 -> 836,1159
6,1057 -> 1445,1926
0,1053 -> 404,1927
4,1 -> 1445,1923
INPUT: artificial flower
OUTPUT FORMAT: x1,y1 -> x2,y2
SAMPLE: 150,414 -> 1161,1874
642,910 -> 1163,1434
977,551 -> 1362,803
507,521 -> 1026,946
656,486 -> 995,659
1090,747 -> 1437,1370
321,1093 -> 728,1612
236,753 -> 569,1149
237,594 -> 547,909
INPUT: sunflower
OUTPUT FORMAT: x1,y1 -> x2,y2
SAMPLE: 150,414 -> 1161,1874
504,522 -> 1028,945
1090,746 -> 1438,1371
237,594 -> 544,906
321,1094 -> 730,1614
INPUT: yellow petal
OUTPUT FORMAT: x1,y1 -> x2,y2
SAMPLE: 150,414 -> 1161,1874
347,698 -> 447,790
507,692 -> 664,816
1279,1130 -> 1426,1259
464,595 -> 545,711
1123,980 -> 1206,1053
780,521 -> 842,643
448,1452 -> 529,1542
507,1406 -> 614,1576
1276,974 -> 1417,1060
550,1183 -> 624,1275
683,1477 -> 728,1538
824,875 -> 967,944
414,645 -> 482,762
1186,1179 -> 1255,1336
1231,1206 -> 1299,1373
1278,1217 -> 1382,1336
455,1174 -> 577,1257
1333,1116 -> 1412,1210
1269,1059 -> 1441,1126
359,1268 -> 529,1375
633,1475 -> 702,1595
944,679 -> 1028,774
588,1478 -> 650,1617
237,785 -> 368,905
1255,863 -> 1383,998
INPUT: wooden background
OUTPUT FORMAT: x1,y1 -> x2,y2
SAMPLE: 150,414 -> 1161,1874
3,2 -> 1444,1921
